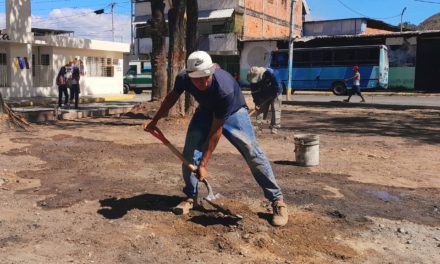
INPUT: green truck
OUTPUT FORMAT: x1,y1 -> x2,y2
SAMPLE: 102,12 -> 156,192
123,60 -> 152,94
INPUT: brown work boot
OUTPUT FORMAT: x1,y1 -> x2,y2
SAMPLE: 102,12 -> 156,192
271,199 -> 288,227
172,198 -> 194,215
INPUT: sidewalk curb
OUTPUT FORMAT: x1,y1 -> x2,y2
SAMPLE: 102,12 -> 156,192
6,94 -> 136,107
241,90 -> 440,96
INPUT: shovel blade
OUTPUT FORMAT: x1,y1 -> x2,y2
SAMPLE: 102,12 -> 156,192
201,179 -> 242,219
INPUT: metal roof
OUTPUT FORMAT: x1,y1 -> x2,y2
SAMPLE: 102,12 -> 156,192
296,30 -> 440,42
31,28 -> 74,35
199,8 -> 234,21
134,8 -> 234,25
304,18 -> 400,32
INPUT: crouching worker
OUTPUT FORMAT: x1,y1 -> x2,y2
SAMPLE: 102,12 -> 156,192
247,66 -> 282,134
143,51 -> 288,226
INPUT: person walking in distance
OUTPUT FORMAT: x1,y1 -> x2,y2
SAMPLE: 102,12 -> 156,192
344,65 -> 366,103
144,51 -> 288,227
247,66 -> 283,134
56,66 -> 69,107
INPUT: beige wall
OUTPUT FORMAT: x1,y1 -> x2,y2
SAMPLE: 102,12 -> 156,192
242,0 -> 303,39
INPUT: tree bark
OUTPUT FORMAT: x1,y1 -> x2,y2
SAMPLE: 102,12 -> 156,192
184,0 -> 198,116
0,92 -> 4,113
0,92 -> 31,130
150,0 -> 168,102
167,0 -> 187,116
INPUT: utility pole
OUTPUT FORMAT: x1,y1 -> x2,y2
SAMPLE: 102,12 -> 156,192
111,2 -> 116,42
400,7 -> 407,33
131,0 -> 134,53
286,0 -> 296,101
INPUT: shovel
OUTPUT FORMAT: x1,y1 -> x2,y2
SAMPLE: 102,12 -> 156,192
148,126 -> 242,219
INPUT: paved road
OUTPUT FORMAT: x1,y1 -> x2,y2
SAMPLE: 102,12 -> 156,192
288,94 -> 440,107
132,92 -> 440,108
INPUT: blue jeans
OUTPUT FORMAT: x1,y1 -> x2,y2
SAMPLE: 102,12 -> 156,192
182,107 -> 283,202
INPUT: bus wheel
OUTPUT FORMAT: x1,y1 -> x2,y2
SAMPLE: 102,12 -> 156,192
134,89 -> 143,94
332,82 -> 347,96
123,84 -> 130,94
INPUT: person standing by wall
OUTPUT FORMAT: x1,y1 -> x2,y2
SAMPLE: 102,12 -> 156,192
56,66 -> 68,107
344,66 -> 366,103
247,66 -> 283,134
70,67 -> 80,109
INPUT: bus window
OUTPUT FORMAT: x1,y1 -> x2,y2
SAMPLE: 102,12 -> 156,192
310,50 -> 332,66
270,52 -> 288,68
356,48 -> 379,65
141,62 -> 152,73
333,49 -> 355,66
293,51 -> 310,67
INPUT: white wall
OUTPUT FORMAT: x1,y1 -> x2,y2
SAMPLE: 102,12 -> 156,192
39,47 -> 126,96
4,43 -> 33,97
239,41 -> 277,84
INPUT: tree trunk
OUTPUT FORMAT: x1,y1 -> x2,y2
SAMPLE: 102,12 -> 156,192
184,0 -> 198,116
0,92 -> 31,130
0,92 -> 4,113
150,0 -> 168,102
167,0 -> 187,117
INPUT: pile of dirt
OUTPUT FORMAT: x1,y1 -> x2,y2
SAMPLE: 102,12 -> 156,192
124,100 -> 163,119
419,12 -> 440,30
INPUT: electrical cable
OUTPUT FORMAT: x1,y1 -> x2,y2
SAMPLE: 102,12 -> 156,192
334,0 -> 403,20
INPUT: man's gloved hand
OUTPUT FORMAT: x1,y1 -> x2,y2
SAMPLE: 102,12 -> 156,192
255,104 -> 261,111
196,166 -> 208,181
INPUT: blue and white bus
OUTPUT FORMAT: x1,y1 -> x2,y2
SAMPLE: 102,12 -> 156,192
270,45 -> 389,95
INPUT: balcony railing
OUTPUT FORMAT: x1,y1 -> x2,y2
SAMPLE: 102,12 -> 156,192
198,33 -> 238,55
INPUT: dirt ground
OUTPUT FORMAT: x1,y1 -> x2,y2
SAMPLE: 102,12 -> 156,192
1,100 -> 440,264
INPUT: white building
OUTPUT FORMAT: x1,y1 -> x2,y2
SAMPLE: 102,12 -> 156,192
0,0 -> 130,98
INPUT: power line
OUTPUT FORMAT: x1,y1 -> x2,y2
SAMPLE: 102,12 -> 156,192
414,0 -> 440,4
334,0 -> 403,20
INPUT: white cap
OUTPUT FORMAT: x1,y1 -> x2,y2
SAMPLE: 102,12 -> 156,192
186,51 -> 215,78
247,66 -> 266,84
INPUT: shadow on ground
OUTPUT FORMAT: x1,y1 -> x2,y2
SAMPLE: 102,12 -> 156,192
98,193 -> 182,219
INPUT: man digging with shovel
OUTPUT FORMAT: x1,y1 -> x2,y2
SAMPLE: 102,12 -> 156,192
144,51 -> 288,227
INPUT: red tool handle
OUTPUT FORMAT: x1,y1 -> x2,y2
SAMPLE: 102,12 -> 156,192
148,127 -> 197,172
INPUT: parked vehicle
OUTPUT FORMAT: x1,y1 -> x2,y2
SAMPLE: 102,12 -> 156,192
123,60 -> 152,94
270,45 -> 389,95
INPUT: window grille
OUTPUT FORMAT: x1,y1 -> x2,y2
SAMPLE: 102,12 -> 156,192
0,53 -> 8,87
86,57 -> 114,77
41,54 -> 50,65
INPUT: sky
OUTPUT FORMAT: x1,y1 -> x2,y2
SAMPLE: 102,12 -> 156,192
306,0 -> 440,25
0,0 -> 439,43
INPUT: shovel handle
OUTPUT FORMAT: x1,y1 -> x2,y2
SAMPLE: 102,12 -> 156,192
147,127 -> 214,195
248,96 -> 275,117
148,127 -> 197,172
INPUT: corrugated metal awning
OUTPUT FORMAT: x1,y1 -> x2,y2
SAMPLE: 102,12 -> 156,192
133,8 -> 234,25
134,15 -> 151,25
199,8 -> 234,21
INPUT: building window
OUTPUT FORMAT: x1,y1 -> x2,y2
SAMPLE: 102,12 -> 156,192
86,57 -> 114,77
268,0 -> 274,4
41,54 -> 50,65
0,53 -> 7,87
0,53 -> 6,65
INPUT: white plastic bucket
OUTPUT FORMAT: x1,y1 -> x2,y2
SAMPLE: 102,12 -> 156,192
294,134 -> 319,166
